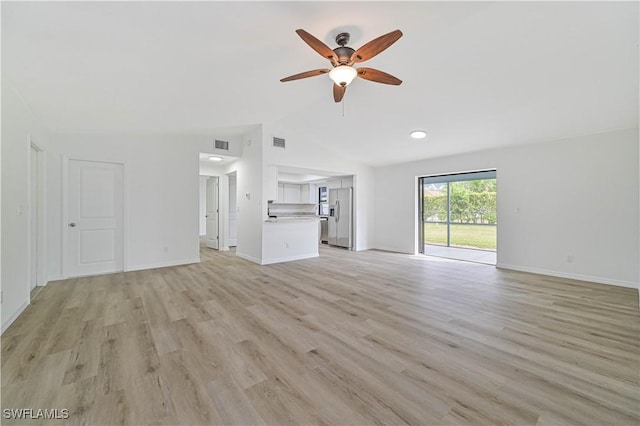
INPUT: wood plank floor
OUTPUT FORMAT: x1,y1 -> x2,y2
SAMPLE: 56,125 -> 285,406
2,246 -> 638,425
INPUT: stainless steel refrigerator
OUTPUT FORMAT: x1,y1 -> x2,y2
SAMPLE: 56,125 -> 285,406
328,187 -> 353,249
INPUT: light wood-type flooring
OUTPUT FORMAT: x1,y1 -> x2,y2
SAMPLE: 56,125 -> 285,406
2,245 -> 639,425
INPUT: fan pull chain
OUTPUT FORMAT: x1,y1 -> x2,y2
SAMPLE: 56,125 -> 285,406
342,97 -> 345,117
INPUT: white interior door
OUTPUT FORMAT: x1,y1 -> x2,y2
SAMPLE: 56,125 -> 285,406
206,177 -> 219,249
68,160 -> 124,277
30,146 -> 39,290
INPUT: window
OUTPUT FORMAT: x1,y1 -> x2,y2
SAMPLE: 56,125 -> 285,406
318,186 -> 328,215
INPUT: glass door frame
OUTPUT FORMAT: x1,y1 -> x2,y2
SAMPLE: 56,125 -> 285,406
419,170 -> 497,254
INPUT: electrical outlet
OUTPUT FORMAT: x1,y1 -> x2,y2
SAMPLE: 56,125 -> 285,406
567,255 -> 574,263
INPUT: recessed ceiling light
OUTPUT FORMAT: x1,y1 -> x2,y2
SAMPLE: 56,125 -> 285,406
208,156 -> 223,162
410,130 -> 427,139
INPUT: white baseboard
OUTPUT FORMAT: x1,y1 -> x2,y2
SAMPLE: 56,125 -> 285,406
496,263 -> 638,289
126,257 -> 200,272
371,245 -> 413,255
237,251 -> 320,265
261,253 -> 319,265
47,274 -> 63,282
235,252 -> 262,265
2,300 -> 29,335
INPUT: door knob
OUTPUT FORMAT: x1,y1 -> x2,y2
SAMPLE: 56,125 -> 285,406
69,222 -> 77,228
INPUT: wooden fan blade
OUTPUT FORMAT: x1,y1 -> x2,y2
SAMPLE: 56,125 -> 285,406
296,29 -> 338,65
356,67 -> 402,85
280,69 -> 331,82
351,29 -> 403,63
333,83 -> 346,102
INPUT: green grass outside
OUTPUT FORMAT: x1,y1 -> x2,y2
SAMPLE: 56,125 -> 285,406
424,222 -> 496,250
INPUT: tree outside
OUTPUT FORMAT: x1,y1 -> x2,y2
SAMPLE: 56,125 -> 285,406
423,179 -> 496,250
422,183 -> 447,222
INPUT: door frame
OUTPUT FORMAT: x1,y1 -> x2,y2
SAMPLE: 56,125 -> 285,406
218,174 -> 229,251
28,138 -> 46,289
417,176 -> 424,254
61,156 -> 128,278
226,171 -> 237,247
418,169 -> 498,255
205,176 -> 220,249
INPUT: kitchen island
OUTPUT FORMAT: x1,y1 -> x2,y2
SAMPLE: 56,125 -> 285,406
262,202 -> 320,265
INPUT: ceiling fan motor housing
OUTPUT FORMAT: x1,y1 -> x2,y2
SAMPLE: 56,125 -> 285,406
333,46 -> 355,65
333,32 -> 355,64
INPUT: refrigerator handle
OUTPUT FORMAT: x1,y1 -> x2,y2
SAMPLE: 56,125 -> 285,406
335,200 -> 340,221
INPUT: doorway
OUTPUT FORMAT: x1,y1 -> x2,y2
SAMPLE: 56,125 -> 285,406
66,159 -> 124,277
29,144 -> 42,291
419,170 -> 497,264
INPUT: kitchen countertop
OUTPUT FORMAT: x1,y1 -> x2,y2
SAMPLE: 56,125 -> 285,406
265,216 -> 321,223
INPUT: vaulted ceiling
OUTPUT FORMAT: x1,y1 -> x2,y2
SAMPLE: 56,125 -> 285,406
2,1 -> 638,166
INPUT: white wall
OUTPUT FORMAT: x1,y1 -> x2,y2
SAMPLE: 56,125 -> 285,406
228,173 -> 237,246
47,134 -> 205,276
235,126 -> 264,263
1,81 -> 51,332
199,161 -> 227,177
45,135 -> 244,276
374,128 -> 639,288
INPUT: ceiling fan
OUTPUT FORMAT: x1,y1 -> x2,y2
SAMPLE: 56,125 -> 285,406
280,29 -> 403,102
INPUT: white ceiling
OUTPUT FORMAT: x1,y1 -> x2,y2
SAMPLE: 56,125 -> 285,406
2,1 -> 638,167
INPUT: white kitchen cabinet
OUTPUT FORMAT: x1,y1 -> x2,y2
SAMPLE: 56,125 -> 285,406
278,183 -> 284,201
300,184 -> 311,203
283,183 -> 301,202
277,183 -> 303,202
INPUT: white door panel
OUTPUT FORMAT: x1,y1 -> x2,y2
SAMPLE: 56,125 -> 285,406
68,160 -> 124,277
80,229 -> 116,263
206,177 -> 219,249
80,168 -> 116,217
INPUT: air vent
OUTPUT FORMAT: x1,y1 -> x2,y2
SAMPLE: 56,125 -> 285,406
273,137 -> 286,149
214,139 -> 229,150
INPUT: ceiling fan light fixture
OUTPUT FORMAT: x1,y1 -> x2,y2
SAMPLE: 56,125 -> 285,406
281,29 -> 403,102
208,156 -> 223,162
329,65 -> 357,86
410,130 -> 428,139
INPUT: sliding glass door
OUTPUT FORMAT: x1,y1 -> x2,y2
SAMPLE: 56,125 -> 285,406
420,171 -> 497,252
422,182 -> 449,246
